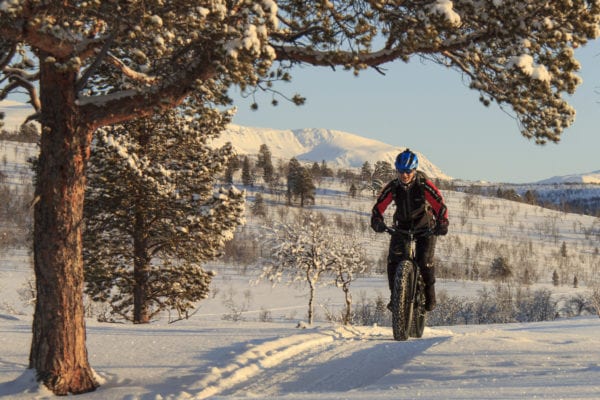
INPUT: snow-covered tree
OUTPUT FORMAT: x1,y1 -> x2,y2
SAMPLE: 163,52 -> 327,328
333,242 -> 367,325
84,103 -> 244,324
259,212 -> 364,325
2,0 -> 599,394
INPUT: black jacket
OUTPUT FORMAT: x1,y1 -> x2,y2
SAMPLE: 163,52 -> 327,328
371,171 -> 448,231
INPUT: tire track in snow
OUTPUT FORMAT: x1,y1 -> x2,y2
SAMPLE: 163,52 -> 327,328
166,325 -> 385,399
167,325 -> 449,399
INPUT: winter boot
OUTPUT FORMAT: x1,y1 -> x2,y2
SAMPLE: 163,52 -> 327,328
424,284 -> 436,311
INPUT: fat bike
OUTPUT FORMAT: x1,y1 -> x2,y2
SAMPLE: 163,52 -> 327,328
385,226 -> 432,341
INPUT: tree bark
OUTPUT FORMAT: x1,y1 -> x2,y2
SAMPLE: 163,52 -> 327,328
133,201 -> 151,324
29,57 -> 98,395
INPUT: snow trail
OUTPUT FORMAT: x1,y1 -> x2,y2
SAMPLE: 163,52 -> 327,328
169,325 -> 452,399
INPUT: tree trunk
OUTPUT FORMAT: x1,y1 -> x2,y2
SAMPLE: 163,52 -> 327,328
343,285 -> 352,325
133,202 -> 151,324
307,280 -> 315,325
29,58 -> 98,395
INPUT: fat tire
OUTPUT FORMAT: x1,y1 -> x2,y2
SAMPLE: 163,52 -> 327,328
391,260 -> 414,341
410,275 -> 426,338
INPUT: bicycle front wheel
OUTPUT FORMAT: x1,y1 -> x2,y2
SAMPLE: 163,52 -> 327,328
391,260 -> 414,341
410,275 -> 426,338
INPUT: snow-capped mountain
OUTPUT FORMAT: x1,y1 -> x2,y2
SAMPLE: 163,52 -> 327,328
214,124 -> 451,180
536,170 -> 600,184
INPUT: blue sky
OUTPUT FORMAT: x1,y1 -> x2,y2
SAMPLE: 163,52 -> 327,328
230,40 -> 600,184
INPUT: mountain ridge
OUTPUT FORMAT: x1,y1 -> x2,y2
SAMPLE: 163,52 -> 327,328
215,124 -> 452,180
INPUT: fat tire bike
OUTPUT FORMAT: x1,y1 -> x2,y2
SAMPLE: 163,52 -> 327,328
385,226 -> 432,341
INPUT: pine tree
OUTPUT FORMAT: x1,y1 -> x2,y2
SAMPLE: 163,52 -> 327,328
560,241 -> 568,257
373,161 -> 395,183
490,256 -> 513,282
241,156 -> 254,187
256,144 -> 274,185
251,193 -> 267,218
360,162 -> 373,182
552,270 -> 560,286
84,104 -> 245,323
320,160 -> 334,177
310,162 -> 322,181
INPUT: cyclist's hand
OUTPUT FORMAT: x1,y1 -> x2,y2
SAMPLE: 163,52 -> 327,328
435,219 -> 449,236
371,218 -> 386,233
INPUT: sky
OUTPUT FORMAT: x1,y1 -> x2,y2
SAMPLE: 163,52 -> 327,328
229,40 -> 600,184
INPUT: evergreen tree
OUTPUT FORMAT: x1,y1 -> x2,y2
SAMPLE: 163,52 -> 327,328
524,189 -> 538,205
298,168 -> 316,207
320,160 -> 334,177
490,256 -> 513,282
310,162 -> 322,181
552,270 -> 560,286
84,104 -> 245,323
360,161 -> 373,182
287,159 -> 316,207
560,241 -> 568,258
286,158 -> 308,205
256,144 -> 274,185
251,193 -> 267,218
241,156 -> 254,187
373,160 -> 395,183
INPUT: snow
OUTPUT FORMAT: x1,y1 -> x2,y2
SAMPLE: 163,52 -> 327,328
212,124 -> 452,180
508,54 -> 552,82
537,170 -> 600,185
429,0 -> 461,27
1,299 -> 599,399
2,139 -> 600,399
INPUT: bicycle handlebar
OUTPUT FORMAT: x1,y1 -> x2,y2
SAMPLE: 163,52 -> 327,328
384,225 -> 433,237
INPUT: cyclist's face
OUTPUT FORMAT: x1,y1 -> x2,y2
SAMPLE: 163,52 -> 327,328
398,169 -> 416,185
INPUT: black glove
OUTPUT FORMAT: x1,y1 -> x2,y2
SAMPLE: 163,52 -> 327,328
435,219 -> 449,236
371,217 -> 386,233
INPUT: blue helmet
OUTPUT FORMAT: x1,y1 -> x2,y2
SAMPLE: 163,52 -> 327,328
395,149 -> 418,172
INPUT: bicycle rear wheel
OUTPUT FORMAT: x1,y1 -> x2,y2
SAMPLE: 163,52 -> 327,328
391,260 -> 414,341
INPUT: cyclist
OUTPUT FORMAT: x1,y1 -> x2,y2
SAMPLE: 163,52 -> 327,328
370,149 -> 449,311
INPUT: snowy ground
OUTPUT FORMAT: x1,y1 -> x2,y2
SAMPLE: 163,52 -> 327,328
1,311 -> 599,399
1,252 -> 599,400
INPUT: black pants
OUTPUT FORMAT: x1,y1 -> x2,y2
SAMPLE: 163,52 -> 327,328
387,234 -> 436,291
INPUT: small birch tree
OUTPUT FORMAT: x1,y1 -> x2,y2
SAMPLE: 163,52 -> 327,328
333,243 -> 367,325
259,212 -> 364,325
